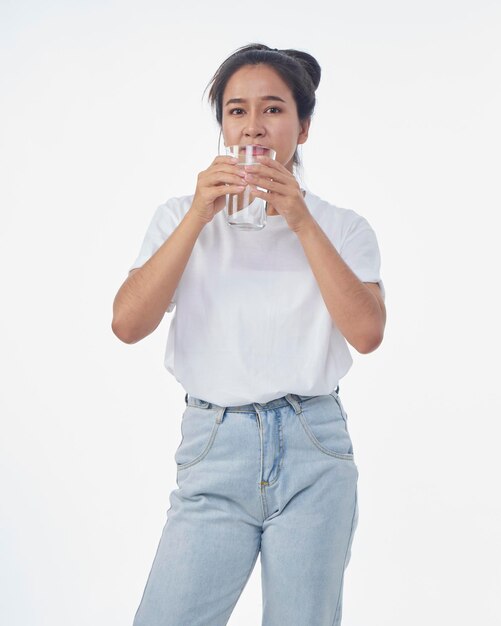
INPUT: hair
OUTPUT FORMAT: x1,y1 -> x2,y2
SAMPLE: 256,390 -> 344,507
205,43 -> 321,168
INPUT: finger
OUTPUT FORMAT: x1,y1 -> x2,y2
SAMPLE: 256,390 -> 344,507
243,163 -> 291,184
212,163 -> 247,177
212,155 -> 239,165
211,163 -> 248,182
248,186 -> 275,202
206,171 -> 247,187
243,173 -> 283,192
202,166 -> 246,187
211,183 -> 247,199
256,155 -> 290,172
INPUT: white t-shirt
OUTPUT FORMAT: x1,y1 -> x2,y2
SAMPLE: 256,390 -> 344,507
129,190 -> 385,407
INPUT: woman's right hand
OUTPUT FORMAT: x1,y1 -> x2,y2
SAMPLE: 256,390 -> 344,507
189,156 -> 247,224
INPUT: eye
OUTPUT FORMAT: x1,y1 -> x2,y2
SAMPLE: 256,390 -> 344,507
229,108 -> 244,115
266,106 -> 281,114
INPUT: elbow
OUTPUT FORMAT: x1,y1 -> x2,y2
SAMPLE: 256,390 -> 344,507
354,327 -> 385,354
111,318 -> 139,344
357,337 -> 382,354
112,294 -> 141,344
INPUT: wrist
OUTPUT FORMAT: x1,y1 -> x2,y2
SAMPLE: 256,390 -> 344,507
291,211 -> 316,235
186,206 -> 211,231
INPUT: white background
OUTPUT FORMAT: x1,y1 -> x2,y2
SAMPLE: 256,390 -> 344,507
1,1 -> 500,624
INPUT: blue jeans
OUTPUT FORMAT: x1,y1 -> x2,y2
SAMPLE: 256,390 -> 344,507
133,388 -> 359,626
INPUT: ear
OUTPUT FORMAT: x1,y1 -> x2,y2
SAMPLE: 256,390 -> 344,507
297,117 -> 311,145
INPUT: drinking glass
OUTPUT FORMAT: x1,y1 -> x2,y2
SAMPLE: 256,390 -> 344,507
224,144 -> 276,230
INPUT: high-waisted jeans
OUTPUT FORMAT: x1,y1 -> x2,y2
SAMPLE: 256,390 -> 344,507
133,388 -> 359,626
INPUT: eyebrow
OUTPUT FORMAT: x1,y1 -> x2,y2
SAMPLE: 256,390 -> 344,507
224,95 -> 287,106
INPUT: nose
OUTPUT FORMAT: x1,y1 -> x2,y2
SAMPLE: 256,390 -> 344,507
244,127 -> 264,139
243,112 -> 265,140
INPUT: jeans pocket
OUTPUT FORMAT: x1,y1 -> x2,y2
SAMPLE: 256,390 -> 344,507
329,389 -> 349,422
174,405 -> 221,470
298,394 -> 354,460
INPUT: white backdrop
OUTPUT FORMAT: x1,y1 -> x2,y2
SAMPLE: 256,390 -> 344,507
1,1 -> 500,625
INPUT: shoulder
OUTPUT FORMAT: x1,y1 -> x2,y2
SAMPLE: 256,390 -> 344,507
155,194 -> 194,220
136,194 -> 195,243
143,194 -> 195,233
304,190 -> 375,240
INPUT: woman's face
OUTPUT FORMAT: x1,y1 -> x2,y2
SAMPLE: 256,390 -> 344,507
221,64 -> 310,171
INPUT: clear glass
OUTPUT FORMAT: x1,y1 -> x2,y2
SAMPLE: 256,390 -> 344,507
224,144 -> 277,230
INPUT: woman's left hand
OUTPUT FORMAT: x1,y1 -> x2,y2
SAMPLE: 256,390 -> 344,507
243,156 -> 313,233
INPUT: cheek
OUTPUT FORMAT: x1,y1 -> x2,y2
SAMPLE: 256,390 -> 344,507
221,120 -> 237,145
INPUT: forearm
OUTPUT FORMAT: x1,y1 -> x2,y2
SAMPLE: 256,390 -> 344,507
112,209 -> 206,344
295,216 -> 385,353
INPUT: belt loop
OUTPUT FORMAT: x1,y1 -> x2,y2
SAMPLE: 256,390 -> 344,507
252,403 -> 264,422
285,393 -> 301,414
215,406 -> 227,424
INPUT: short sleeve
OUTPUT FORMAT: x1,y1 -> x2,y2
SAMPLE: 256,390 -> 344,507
340,216 -> 385,301
128,199 -> 183,312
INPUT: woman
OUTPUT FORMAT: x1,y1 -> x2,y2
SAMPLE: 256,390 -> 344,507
112,43 -> 386,626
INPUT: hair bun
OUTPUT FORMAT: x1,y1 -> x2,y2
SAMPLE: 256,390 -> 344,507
281,49 -> 321,90
232,43 -> 271,55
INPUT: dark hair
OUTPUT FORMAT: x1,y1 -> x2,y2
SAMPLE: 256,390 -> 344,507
205,43 -> 321,167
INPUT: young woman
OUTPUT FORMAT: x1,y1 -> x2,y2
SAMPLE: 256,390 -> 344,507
112,43 -> 386,626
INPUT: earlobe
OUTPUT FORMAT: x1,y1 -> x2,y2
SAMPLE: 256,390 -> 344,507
297,118 -> 311,145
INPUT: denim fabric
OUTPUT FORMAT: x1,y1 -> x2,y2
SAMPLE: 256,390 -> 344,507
133,388 -> 359,626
